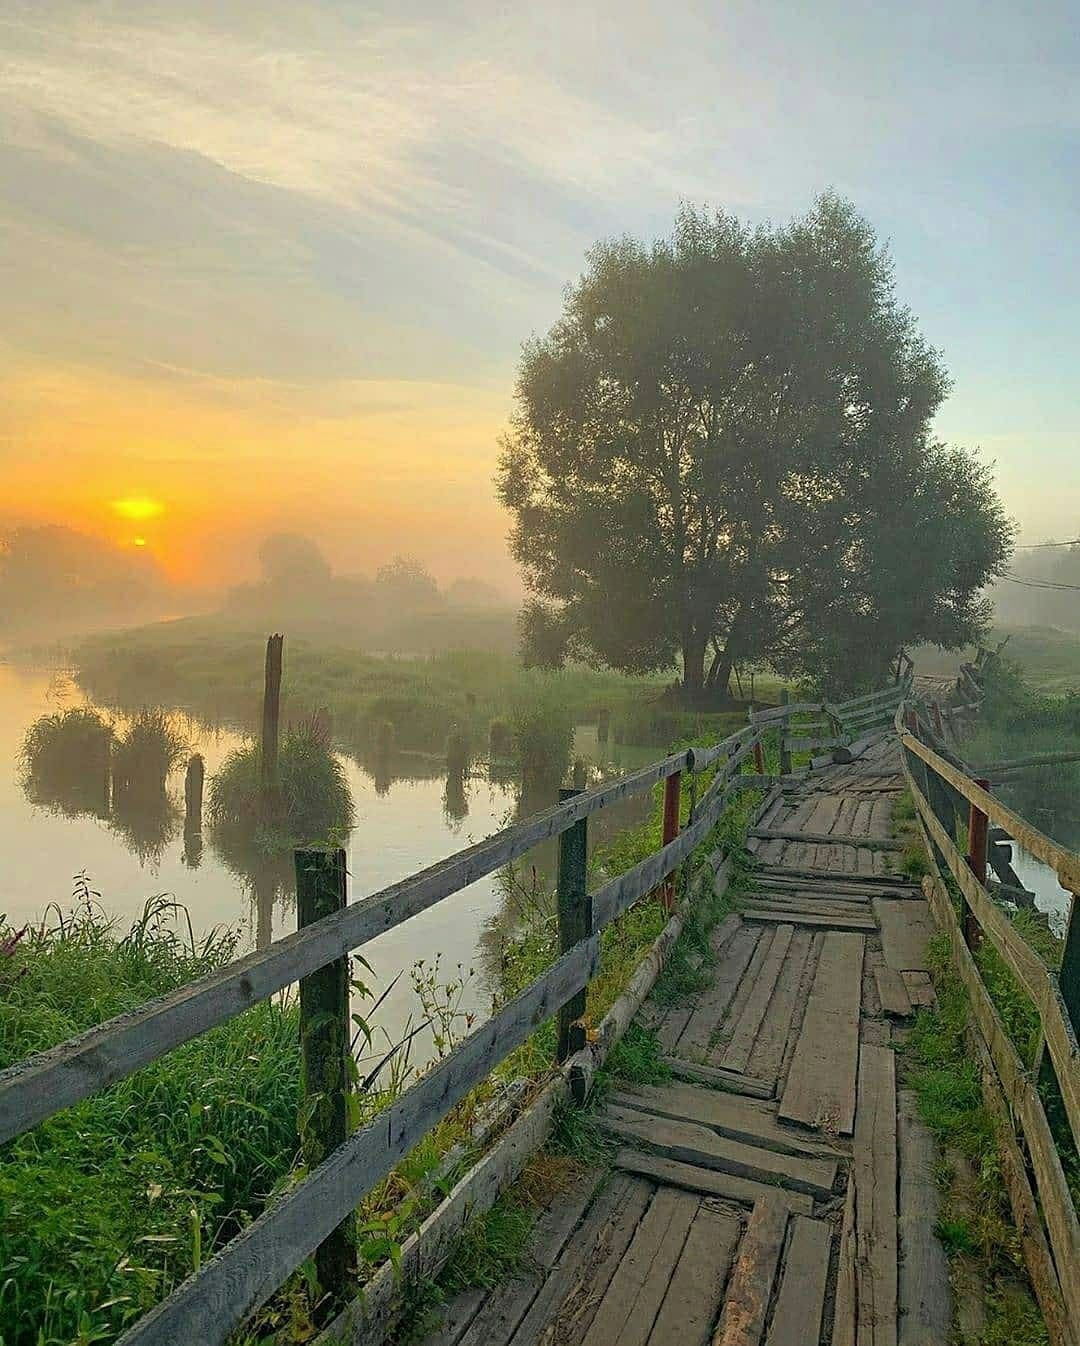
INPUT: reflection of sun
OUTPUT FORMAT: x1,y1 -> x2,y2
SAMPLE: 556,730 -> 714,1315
133,536 -> 147,547
112,496 -> 164,522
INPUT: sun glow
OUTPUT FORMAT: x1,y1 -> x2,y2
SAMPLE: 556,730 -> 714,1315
112,496 -> 164,522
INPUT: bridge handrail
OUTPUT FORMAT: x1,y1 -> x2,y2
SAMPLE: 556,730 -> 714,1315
897,697 -> 1080,1334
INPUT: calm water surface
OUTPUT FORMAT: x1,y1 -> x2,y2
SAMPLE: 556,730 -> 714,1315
1,662 -> 649,1058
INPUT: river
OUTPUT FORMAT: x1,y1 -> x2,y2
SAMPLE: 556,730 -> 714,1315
1,661 -> 650,1064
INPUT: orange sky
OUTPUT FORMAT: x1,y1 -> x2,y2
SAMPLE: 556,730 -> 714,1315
2,362 -> 517,589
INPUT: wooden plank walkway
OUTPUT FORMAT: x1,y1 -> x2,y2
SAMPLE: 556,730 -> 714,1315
416,734 -> 953,1346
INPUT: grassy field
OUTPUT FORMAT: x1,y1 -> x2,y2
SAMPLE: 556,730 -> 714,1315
915,624 -> 1080,694
73,617 -> 788,761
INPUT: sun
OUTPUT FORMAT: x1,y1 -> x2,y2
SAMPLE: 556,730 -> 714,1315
112,496 -> 164,522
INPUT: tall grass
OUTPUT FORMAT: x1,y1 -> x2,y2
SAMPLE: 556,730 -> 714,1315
19,707 -> 113,818
0,894 -> 301,1346
111,710 -> 188,795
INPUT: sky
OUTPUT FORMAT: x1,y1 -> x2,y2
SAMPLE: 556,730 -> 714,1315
2,0 -> 1078,590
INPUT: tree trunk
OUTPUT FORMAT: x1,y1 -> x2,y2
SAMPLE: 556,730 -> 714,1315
707,652 -> 735,701
681,632 -> 707,702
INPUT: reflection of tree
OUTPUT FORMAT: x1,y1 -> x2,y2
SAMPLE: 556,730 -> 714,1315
109,785 -> 181,867
443,769 -> 468,824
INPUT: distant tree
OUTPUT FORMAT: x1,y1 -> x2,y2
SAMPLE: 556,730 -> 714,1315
498,195 -> 1011,699
257,533 -> 333,591
374,557 -> 442,610
445,577 -> 505,608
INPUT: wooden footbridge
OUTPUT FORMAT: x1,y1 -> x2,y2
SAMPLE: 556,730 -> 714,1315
2,667 -> 1077,1346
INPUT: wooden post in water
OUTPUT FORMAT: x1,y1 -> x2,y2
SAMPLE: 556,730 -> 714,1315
556,788 -> 590,1064
260,634 -> 284,823
779,688 -> 792,776
184,754 -> 204,834
661,771 -> 682,912
295,847 -> 352,1303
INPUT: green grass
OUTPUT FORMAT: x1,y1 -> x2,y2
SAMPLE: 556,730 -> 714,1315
904,935 -> 1049,1346
0,897 -> 302,1346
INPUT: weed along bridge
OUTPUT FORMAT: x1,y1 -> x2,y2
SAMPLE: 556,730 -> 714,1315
2,670 -> 1078,1346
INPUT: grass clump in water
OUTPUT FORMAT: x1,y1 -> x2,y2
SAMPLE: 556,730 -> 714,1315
19,707 -> 113,818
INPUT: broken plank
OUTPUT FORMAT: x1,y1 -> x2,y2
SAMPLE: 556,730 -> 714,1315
875,898 -> 934,972
523,1176 -> 654,1346
720,925 -> 795,1072
742,908 -> 876,932
853,1043 -> 898,1346
874,966 -> 913,1019
600,1105 -> 838,1198
581,1186 -> 698,1346
897,1091 -> 951,1346
901,971 -> 935,1008
778,931 -> 864,1134
662,1056 -> 774,1098
765,1215 -> 832,1346
613,1148 -> 812,1216
649,1205 -> 741,1346
833,1173 -> 857,1346
609,1083 -> 845,1160
713,1197 -> 790,1346
749,828 -> 902,851
676,928 -> 762,1057
743,931 -> 813,1087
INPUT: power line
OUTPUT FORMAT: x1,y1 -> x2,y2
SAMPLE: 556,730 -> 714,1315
1014,538 -> 1080,548
1002,572 -> 1080,591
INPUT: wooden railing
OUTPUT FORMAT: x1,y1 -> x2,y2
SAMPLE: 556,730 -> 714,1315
896,693 -> 1080,1346
1,709 -> 779,1346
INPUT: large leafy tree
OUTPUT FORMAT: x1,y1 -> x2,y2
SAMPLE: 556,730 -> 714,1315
497,195 -> 1013,698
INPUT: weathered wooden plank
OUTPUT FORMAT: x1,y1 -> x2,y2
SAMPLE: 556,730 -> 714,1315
610,1084 -> 844,1160
613,1149 -> 812,1216
779,932 -> 864,1134
833,1175 -> 857,1346
808,796 -> 845,835
869,800 -> 894,839
525,1176 -> 654,1346
582,1186 -> 699,1346
874,899 -> 934,973
899,971 -> 933,1008
742,908 -> 877,933
765,1215 -> 832,1346
0,748 -> 699,1146
743,931 -> 813,1087
600,1106 -> 838,1197
662,1057 -> 775,1098
713,1197 -> 790,1346
458,1176 -> 599,1346
757,865 -> 919,893
874,967 -> 913,1019
721,925 -> 795,1072
746,891 -> 873,917
118,934 -> 603,1346
677,928 -> 761,1057
897,1091 -> 951,1346
420,1288 -> 487,1346
749,829 -> 901,851
649,1205 -> 740,1346
854,1043 -> 898,1346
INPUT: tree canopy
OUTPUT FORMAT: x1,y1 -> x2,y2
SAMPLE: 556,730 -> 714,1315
497,195 -> 1014,697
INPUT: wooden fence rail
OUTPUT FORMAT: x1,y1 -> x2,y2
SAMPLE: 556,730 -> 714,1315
0,675 -> 914,1346
896,691 -> 1080,1346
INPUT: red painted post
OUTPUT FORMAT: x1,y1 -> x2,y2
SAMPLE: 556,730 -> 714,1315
753,739 -> 766,774
965,777 -> 990,948
903,708 -> 918,736
661,770 -> 682,911
931,701 -> 945,739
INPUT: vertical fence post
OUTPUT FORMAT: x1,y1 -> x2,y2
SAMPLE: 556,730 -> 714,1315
1060,888 -> 1080,1040
661,770 -> 682,912
964,779 -> 990,949
931,701 -> 946,740
556,789 -> 590,1064
184,754 -> 204,834
261,633 -> 284,823
295,847 -> 352,1304
779,688 -> 792,776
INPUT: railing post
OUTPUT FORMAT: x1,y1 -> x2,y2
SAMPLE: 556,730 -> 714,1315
295,847 -> 352,1305
964,778 -> 990,949
779,688 -> 792,776
749,710 -> 766,775
931,700 -> 945,739
556,788 -> 590,1064
661,770 -> 682,912
1060,887 -> 1080,1040
261,633 -> 284,824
